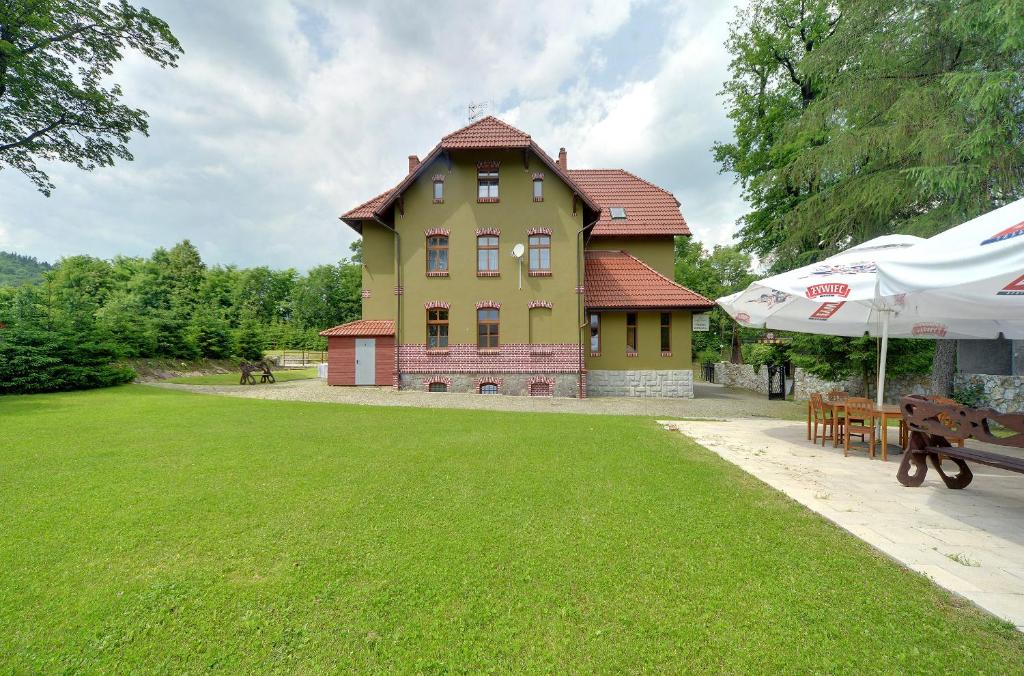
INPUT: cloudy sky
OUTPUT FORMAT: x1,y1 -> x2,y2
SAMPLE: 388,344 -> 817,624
0,0 -> 747,270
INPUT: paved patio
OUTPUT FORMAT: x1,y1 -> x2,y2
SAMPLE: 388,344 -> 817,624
662,418 -> 1024,630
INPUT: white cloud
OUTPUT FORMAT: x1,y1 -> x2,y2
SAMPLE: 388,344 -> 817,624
0,0 -> 748,269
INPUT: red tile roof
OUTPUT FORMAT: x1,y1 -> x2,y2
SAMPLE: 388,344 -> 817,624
568,169 -> 691,236
441,116 -> 532,149
319,319 -> 395,337
584,250 -> 713,310
341,187 -> 395,221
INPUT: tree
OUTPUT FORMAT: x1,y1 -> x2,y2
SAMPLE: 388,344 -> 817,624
675,239 -> 758,362
0,0 -> 181,194
713,0 -> 841,269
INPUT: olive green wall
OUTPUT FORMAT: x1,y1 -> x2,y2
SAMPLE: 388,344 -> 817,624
586,236 -> 676,278
586,310 -> 692,371
360,222 -> 396,320
381,149 -> 585,345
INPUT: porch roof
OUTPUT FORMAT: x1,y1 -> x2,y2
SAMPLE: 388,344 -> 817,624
584,250 -> 714,311
319,319 -> 395,337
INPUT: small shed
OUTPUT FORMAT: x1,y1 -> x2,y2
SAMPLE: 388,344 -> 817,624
319,319 -> 395,386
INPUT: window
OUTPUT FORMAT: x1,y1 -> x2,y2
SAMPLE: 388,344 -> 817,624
533,177 -> 543,201
427,308 -> 448,349
529,381 -> 551,396
626,312 -> 637,352
477,168 -> 499,201
660,312 -> 671,352
479,382 -> 499,395
477,235 -> 499,273
427,235 -> 448,273
428,382 -> 448,392
589,313 -> 601,354
477,308 -> 499,348
610,206 -> 627,220
432,180 -> 444,203
528,234 -> 550,273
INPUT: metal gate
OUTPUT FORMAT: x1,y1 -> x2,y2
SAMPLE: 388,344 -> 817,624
767,364 -> 786,400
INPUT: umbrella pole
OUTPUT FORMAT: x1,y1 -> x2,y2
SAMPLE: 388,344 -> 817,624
876,311 -> 890,406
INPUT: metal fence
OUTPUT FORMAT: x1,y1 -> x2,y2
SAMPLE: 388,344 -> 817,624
266,350 -> 327,369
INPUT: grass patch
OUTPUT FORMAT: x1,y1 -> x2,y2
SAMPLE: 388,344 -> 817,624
167,367 -> 318,385
1,386 -> 1021,671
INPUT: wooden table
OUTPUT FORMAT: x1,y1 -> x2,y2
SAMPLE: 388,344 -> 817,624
807,398 -> 905,461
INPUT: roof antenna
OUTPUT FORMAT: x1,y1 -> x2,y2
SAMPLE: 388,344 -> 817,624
467,101 -> 490,122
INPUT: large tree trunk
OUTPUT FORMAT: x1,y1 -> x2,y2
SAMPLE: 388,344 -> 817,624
730,326 -> 743,364
931,339 -> 957,396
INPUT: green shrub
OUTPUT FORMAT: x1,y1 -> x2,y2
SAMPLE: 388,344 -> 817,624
953,382 -> 986,408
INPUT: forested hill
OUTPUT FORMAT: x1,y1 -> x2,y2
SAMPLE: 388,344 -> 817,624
0,251 -> 51,286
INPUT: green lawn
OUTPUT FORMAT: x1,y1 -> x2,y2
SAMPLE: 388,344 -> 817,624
166,367 -> 318,385
1,387 -> 1021,671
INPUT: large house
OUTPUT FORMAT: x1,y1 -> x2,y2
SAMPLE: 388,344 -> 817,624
321,117 -> 713,397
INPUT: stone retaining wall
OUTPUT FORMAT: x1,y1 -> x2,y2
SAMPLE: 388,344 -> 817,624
953,373 -> 1024,413
586,370 -> 694,398
714,362 -> 930,403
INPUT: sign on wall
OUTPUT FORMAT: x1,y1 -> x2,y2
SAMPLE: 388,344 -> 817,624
692,313 -> 710,332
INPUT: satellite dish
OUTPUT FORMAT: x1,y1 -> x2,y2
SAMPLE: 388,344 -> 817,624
511,243 -> 525,258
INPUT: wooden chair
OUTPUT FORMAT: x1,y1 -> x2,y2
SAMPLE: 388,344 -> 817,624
827,390 -> 848,402
810,393 -> 843,446
928,396 -> 966,448
844,397 -> 877,458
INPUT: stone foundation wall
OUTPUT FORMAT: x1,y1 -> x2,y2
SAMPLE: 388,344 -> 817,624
953,373 -> 1024,413
586,370 -> 694,398
399,372 -> 580,398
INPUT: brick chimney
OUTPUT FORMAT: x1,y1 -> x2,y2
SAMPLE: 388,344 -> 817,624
557,147 -> 567,171
408,155 -> 420,173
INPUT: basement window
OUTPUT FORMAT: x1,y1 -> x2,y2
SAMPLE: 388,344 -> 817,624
610,207 -> 627,220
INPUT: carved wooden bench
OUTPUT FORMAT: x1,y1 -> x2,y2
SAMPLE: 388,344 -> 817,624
239,360 -> 274,385
897,395 -> 1024,489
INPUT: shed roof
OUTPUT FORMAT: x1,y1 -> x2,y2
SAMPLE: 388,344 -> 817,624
319,319 -> 396,337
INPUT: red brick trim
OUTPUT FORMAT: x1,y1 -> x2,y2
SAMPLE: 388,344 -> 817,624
531,172 -> 545,180
425,227 -> 450,237
432,174 -> 446,181
394,286 -> 404,295
527,227 -> 552,236
425,300 -> 451,310
533,197 -> 544,202
398,344 -> 581,374
476,271 -> 500,278
528,300 -> 553,309
528,271 -> 552,277
590,351 -> 601,358
433,198 -> 444,204
360,289 -> 371,299
475,300 -> 501,310
475,227 -> 501,237
528,376 -> 555,397
575,285 -> 585,294
477,160 -> 500,171
626,351 -> 639,358
426,271 -> 449,277
477,197 -> 499,204
661,351 -> 673,357
422,375 -> 452,391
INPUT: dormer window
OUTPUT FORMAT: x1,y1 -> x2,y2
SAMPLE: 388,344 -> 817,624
432,179 -> 444,203
477,162 -> 499,202
610,207 -> 627,220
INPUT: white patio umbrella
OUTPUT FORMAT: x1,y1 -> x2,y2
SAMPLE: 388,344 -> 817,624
718,223 -> 1024,405
876,198 -> 1024,334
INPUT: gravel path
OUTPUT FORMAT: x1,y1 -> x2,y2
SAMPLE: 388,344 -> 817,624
145,379 -> 805,419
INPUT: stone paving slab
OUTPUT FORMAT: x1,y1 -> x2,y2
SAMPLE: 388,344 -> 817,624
661,418 -> 1024,630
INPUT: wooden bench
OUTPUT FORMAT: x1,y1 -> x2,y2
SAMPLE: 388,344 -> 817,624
239,361 -> 275,385
897,395 -> 1024,489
